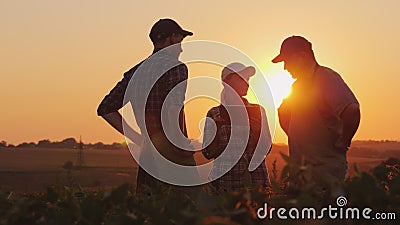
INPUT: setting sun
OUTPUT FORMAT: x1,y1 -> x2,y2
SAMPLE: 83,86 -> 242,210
264,69 -> 295,107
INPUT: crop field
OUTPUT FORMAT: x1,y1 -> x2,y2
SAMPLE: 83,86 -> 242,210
0,144 -> 390,192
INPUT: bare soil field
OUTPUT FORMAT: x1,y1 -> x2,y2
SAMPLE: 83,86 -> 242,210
0,145 -> 392,192
0,148 -> 137,192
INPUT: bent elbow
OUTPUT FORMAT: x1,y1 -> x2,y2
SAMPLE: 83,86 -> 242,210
347,103 -> 361,118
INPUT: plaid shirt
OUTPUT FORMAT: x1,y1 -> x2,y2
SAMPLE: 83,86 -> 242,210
97,49 -> 191,192
97,49 -> 188,135
202,100 -> 270,191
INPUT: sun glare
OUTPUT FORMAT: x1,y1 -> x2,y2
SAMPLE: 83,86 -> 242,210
266,70 -> 295,107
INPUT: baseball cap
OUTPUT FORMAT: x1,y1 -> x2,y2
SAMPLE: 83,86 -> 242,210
272,36 -> 312,63
149,18 -> 193,43
221,62 -> 256,81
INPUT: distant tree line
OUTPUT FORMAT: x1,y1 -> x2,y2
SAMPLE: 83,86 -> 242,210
1,138 -> 399,153
0,138 -> 126,150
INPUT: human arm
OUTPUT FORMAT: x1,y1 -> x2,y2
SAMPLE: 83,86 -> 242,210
319,70 -> 360,149
260,107 -> 272,156
163,64 -> 194,156
201,109 -> 222,160
97,65 -> 143,145
101,112 -> 143,145
334,103 -> 360,148
249,106 -> 273,171
166,104 -> 194,156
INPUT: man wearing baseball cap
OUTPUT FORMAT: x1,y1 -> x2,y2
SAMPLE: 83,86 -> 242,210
97,18 -> 195,193
272,36 -> 360,194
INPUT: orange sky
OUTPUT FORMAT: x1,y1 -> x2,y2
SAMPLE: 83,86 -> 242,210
1,0 -> 399,145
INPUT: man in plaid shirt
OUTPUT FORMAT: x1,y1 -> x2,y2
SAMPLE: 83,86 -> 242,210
97,19 -> 196,193
202,63 -> 272,191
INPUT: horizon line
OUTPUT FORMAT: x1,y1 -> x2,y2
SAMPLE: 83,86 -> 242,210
2,138 -> 400,146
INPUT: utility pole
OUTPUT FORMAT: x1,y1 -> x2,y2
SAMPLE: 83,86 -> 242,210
77,135 -> 85,169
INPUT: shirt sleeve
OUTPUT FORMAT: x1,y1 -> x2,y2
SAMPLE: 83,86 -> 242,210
260,106 -> 272,155
164,63 -> 188,106
97,69 -> 134,116
319,70 -> 359,117
202,109 -> 220,160
248,106 -> 272,171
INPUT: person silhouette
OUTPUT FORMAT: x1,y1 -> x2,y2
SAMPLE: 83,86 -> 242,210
97,18 -> 196,193
202,62 -> 272,191
272,36 -> 360,191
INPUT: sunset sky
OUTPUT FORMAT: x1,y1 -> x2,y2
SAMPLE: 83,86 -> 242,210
1,0 -> 399,145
